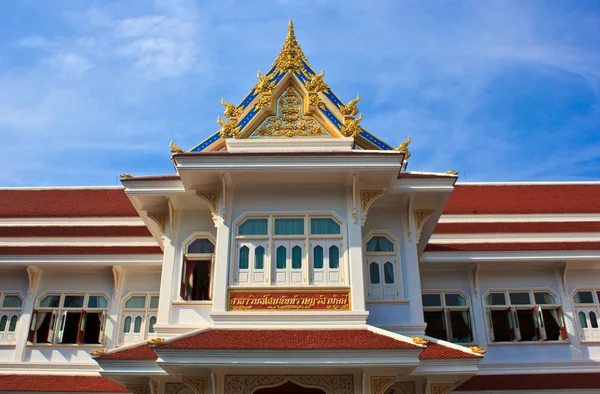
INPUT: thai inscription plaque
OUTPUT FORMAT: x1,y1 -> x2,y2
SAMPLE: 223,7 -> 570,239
228,289 -> 350,311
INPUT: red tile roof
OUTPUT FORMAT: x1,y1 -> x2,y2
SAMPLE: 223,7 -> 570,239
0,246 -> 162,255
0,375 -> 129,392
418,343 -> 480,359
0,226 -> 151,237
0,189 -> 138,218
425,242 -> 600,252
434,221 -> 600,234
159,329 -> 420,350
457,373 -> 600,391
444,184 -> 600,214
97,342 -> 158,361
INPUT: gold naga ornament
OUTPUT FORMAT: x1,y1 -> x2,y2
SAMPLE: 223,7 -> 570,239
304,70 -> 329,92
445,170 -> 459,176
341,113 -> 363,137
394,136 -> 411,159
339,94 -> 360,116
170,141 -> 185,154
221,98 -> 242,118
255,71 -> 275,94
217,115 -> 240,138
255,86 -> 327,137
412,337 -> 430,345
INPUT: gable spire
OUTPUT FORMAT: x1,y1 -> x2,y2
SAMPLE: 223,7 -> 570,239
273,19 -> 310,73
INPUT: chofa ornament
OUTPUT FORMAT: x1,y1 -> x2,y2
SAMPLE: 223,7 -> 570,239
221,98 -> 242,118
394,136 -> 411,158
339,94 -> 360,117
340,113 -> 363,137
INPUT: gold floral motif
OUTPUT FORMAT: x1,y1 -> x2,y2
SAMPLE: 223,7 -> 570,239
340,114 -> 363,137
339,94 -> 360,116
165,383 -> 187,394
255,94 -> 272,109
127,385 -> 151,394
470,345 -> 487,354
412,337 -> 430,345
414,209 -> 435,230
308,92 -> 325,108
148,337 -> 165,345
182,377 -> 208,394
217,115 -> 240,138
170,141 -> 185,154
371,376 -> 397,394
394,136 -> 411,159
305,70 -> 329,92
445,170 -> 459,176
388,382 -> 416,394
255,86 -> 327,137
273,20 -> 310,74
224,375 -> 353,394
221,98 -> 242,118
430,383 -> 455,394
91,348 -> 107,357
360,190 -> 383,212
196,191 -> 219,213
255,71 -> 275,94
147,212 -> 169,233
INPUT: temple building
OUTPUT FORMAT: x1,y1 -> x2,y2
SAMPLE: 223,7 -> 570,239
1,21 -> 600,394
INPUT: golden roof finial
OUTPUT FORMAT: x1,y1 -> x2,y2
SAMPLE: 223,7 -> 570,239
394,136 -> 411,159
274,19 -> 308,73
170,141 -> 184,154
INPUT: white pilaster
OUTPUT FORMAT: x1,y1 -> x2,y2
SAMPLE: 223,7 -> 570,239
212,178 -> 233,313
468,265 -> 488,349
157,236 -> 178,326
105,266 -> 125,349
347,186 -> 366,312
14,266 -> 41,361
403,209 -> 426,335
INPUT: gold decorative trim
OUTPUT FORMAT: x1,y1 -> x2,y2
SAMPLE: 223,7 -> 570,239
444,170 -> 458,176
119,173 -> 134,179
255,93 -> 272,109
430,383 -> 455,394
224,375 -> 353,394
414,209 -> 435,231
339,94 -> 360,117
183,377 -> 208,394
470,345 -> 487,354
217,115 -> 240,138
221,98 -> 242,118
165,382 -> 187,394
127,385 -> 150,394
308,92 -> 325,108
360,190 -> 384,213
412,337 -> 430,345
371,376 -> 396,394
272,20 -> 310,74
91,348 -> 107,357
340,114 -> 363,137
196,191 -> 219,213
147,212 -> 169,233
305,70 -> 329,92
394,136 -> 411,159
148,337 -> 165,345
170,141 -> 185,154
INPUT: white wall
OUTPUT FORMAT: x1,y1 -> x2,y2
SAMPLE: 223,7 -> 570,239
0,268 -> 28,361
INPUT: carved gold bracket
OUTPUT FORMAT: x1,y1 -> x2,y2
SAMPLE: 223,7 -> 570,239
27,265 -> 41,300
165,382 -> 187,394
371,376 -> 397,394
196,191 -> 220,228
147,212 -> 169,233
360,190 -> 383,226
183,377 -> 208,394
429,383 -> 455,394
112,265 -> 125,300
414,209 -> 435,230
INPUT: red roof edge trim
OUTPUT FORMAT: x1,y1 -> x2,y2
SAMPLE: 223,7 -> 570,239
95,342 -> 158,361
0,375 -> 129,392
457,373 -> 600,391
425,242 -> 600,252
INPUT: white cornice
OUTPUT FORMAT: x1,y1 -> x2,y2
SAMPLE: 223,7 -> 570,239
392,179 -> 455,193
0,237 -> 158,246
0,254 -> 163,265
226,137 -> 355,152
439,214 -> 600,223
122,179 -> 186,195
421,250 -> 600,263
0,217 -> 145,227
456,181 -> 600,185
430,233 -> 600,243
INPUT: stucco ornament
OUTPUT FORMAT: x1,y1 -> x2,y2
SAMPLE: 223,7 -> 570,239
430,383 -> 455,394
371,376 -> 397,394
127,385 -> 151,394
386,381 -> 416,394
183,377 -> 208,394
224,375 -> 353,394
165,383 -> 187,394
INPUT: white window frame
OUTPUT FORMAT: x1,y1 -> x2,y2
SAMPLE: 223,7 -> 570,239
179,232 -> 216,302
422,290 -> 473,344
119,292 -> 159,346
572,288 -> 600,342
363,230 -> 402,301
29,292 -> 109,346
232,213 -> 345,287
0,293 -> 23,345
484,289 -> 567,344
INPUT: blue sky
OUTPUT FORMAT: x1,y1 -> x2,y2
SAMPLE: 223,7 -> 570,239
0,0 -> 599,186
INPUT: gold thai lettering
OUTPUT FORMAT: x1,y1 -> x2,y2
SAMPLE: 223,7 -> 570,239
228,291 -> 350,311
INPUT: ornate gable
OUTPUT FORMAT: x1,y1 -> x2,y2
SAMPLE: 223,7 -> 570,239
186,20 -> 395,153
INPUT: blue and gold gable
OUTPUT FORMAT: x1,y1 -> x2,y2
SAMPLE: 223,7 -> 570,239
182,21 -> 401,153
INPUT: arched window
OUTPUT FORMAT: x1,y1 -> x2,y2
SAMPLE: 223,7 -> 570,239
573,289 -> 600,341
276,246 -> 287,269
254,246 -> 265,269
120,293 -> 159,346
182,235 -> 215,302
186,238 -> 215,254
292,246 -> 302,269
239,246 -> 250,269
329,246 -> 339,269
365,233 -> 398,300
313,246 -> 324,269
579,312 -> 588,328
0,293 -> 22,345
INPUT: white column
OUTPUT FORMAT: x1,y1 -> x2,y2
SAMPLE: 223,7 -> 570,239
212,184 -> 233,312
468,266 -> 488,348
14,266 -> 41,361
403,210 -> 426,335
105,267 -> 125,349
157,237 -> 177,326
347,186 -> 366,312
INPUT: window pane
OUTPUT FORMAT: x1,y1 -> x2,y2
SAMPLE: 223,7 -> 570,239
383,262 -> 394,284
491,310 -> 511,342
509,292 -> 531,305
187,238 -> 215,254
575,291 -> 595,304
329,246 -> 340,269
276,246 -> 287,269
0,316 -> 7,331
366,236 -> 394,252
542,309 -> 561,341
123,316 -> 131,333
579,311 -> 588,328
590,312 -> 598,329
445,293 -> 467,307
486,293 -> 506,306
516,309 -> 536,341
2,296 -> 22,308
534,292 -> 557,305
148,316 -> 157,334
133,316 -> 142,333
63,295 -> 84,308
149,296 -> 159,309
292,246 -> 302,269
88,295 -> 108,309
310,218 -> 341,235
239,246 -> 249,269
449,310 -> 472,343
238,218 -> 268,236
254,246 -> 265,269
39,295 -> 60,308
424,310 -> 447,340
313,246 -> 324,269
124,296 -> 146,309
422,294 -> 442,307
274,218 -> 304,235
369,263 -> 380,284
8,316 -> 17,332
